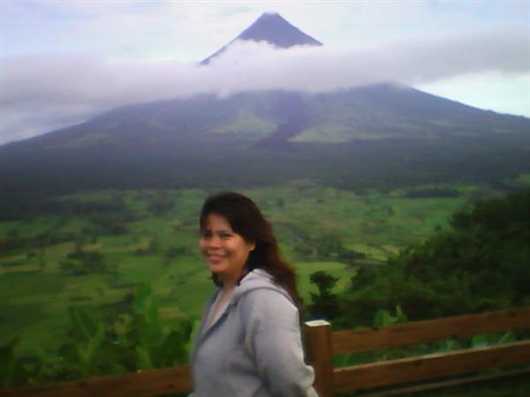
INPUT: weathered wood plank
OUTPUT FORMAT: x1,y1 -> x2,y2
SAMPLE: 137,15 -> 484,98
332,306 -> 530,354
0,365 -> 191,397
333,340 -> 530,393
355,367 -> 530,397
304,320 -> 334,397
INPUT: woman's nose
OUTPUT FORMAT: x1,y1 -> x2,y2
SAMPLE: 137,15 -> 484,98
205,235 -> 221,247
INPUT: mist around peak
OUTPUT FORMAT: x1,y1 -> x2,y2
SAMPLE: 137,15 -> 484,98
1,26 -> 529,145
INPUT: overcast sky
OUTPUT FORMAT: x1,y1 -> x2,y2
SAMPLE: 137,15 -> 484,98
1,0 -> 529,145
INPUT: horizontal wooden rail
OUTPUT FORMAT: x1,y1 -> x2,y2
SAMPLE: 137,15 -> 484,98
0,366 -> 191,397
333,340 -> 530,393
332,306 -> 530,355
351,367 -> 530,397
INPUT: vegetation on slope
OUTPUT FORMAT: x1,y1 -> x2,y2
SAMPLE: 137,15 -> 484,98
318,188 -> 530,328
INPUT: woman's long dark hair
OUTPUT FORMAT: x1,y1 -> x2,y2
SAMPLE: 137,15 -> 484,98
199,192 -> 302,307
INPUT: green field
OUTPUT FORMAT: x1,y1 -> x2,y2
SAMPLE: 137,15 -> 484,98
0,178 -> 527,356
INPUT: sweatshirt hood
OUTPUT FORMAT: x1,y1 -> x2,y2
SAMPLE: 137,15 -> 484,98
232,268 -> 294,305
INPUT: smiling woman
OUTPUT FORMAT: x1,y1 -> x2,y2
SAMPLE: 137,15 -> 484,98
190,192 -> 318,397
199,212 -> 255,286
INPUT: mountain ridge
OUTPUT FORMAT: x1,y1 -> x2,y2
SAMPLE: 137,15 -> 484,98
2,84 -> 528,153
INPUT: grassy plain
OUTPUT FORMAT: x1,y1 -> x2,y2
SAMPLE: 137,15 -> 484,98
0,178 -> 527,355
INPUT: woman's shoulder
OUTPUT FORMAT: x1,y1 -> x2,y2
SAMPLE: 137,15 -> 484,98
235,269 -> 293,304
234,269 -> 298,324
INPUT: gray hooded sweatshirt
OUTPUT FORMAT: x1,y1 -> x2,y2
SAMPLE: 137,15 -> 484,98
190,269 -> 318,397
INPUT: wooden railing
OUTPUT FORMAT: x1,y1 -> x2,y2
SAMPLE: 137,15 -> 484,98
0,367 -> 191,397
1,307 -> 530,397
304,306 -> 530,397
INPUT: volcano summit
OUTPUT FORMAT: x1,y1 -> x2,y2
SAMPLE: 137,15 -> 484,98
201,12 -> 322,65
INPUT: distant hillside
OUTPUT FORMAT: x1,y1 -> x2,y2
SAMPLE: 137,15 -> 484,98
1,87 -> 529,197
5,84 -> 528,151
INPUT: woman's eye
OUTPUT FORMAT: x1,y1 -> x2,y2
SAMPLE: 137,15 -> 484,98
219,232 -> 232,239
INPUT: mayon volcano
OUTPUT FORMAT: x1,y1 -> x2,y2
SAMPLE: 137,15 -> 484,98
1,13 -> 529,194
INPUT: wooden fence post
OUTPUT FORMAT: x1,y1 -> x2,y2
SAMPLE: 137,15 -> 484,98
304,320 -> 334,397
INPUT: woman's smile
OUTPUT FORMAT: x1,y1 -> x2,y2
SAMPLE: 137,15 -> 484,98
205,252 -> 226,265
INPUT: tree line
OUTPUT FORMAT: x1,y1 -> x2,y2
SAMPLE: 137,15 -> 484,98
308,188 -> 530,326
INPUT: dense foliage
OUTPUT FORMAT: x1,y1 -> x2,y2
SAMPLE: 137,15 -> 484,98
330,189 -> 530,327
0,285 -> 192,387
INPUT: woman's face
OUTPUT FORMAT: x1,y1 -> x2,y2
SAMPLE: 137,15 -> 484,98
199,213 -> 255,284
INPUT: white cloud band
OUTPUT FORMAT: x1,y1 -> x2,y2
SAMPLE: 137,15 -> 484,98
1,27 -> 529,145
